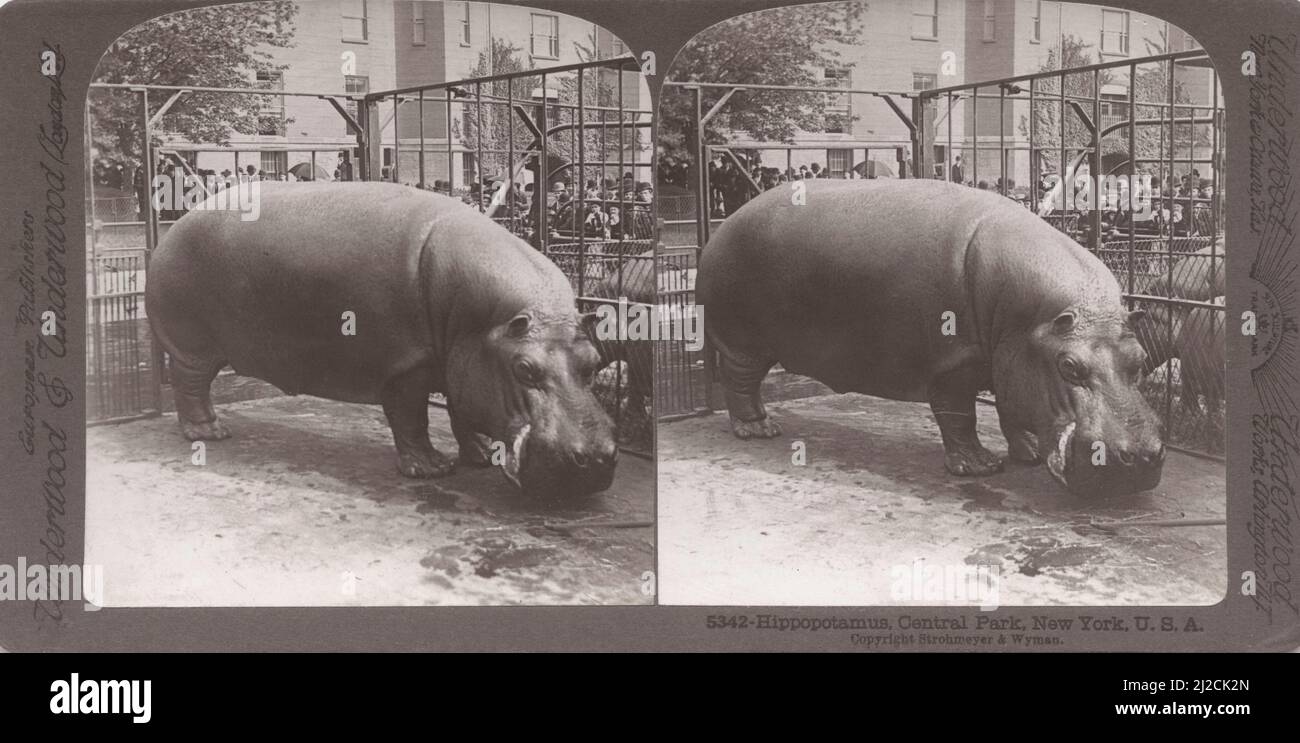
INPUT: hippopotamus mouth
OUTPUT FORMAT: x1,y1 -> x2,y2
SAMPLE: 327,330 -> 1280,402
1044,421 -> 1165,498
499,421 -> 617,500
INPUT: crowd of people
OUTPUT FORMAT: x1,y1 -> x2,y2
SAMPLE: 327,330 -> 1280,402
410,171 -> 655,244
677,150 -> 1216,244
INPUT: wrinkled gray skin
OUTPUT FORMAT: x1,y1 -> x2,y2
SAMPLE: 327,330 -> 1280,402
699,179 -> 1165,498
146,183 -> 616,499
1134,245 -> 1226,411
587,249 -> 658,414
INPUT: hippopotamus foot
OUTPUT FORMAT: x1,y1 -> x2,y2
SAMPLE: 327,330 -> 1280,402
397,447 -> 458,479
720,353 -> 779,441
455,432 -> 495,468
943,443 -> 1005,476
180,416 -> 230,441
730,415 -> 783,439
999,422 -> 1041,464
931,371 -> 1003,476
448,405 -> 494,467
383,368 -> 456,479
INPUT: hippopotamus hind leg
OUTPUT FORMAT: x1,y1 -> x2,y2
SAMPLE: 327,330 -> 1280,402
381,367 -> 456,478
929,368 -> 1004,476
169,352 -> 231,441
718,345 -> 781,439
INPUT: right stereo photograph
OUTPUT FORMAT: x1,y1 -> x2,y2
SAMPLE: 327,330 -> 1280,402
655,0 -> 1226,606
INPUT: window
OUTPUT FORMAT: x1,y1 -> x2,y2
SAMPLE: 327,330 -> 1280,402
982,0 -> 995,42
826,149 -> 852,178
1184,35 -> 1201,51
911,0 -> 938,40
1099,93 -> 1128,129
1101,10 -> 1129,55
255,71 -> 285,136
463,152 -> 477,188
459,2 -> 471,46
412,4 -> 425,45
259,151 -> 287,179
613,38 -> 625,56
912,72 -> 938,91
823,68 -> 850,134
1031,0 -> 1042,43
341,0 -> 368,42
530,13 -> 559,58
344,75 -> 368,135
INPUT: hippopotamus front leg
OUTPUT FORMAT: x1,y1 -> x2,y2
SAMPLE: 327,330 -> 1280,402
381,367 -> 456,478
998,414 -> 1041,464
929,367 -> 1004,476
448,403 -> 493,468
719,347 -> 781,439
169,352 -> 230,441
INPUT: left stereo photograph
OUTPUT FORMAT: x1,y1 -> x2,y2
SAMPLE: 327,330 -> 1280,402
84,0 -> 656,606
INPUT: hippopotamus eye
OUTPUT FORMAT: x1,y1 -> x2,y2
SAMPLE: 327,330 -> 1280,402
514,358 -> 542,386
1058,354 -> 1088,384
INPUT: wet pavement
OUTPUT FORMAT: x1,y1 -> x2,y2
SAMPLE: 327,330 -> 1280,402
87,394 -> 654,606
658,391 -> 1225,606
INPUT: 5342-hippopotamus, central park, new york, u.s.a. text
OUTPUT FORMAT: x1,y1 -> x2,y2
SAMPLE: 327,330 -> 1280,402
144,182 -> 617,501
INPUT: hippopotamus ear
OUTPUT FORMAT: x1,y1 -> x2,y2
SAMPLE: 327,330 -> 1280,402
506,314 -> 531,338
1126,309 -> 1147,328
1052,310 -> 1077,335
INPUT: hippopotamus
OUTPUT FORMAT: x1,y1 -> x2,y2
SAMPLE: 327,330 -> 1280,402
1135,245 -> 1226,412
145,182 -> 616,499
698,179 -> 1165,498
585,249 -> 661,415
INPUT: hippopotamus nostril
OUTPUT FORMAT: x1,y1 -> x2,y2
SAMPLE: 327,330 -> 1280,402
570,450 -> 590,468
1114,445 -> 1136,466
1146,444 -> 1167,465
597,444 -> 618,467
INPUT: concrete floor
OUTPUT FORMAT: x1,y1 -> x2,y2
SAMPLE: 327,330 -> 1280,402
86,395 -> 654,606
658,392 -> 1225,606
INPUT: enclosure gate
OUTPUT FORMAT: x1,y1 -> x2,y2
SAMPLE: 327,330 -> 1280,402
913,49 -> 1225,458
363,56 -> 655,456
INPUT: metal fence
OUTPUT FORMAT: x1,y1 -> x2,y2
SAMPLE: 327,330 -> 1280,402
662,50 -> 1225,458
87,58 -> 655,457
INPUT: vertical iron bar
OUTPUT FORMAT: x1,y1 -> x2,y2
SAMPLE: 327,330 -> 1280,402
1164,59 -> 1175,428
578,68 -> 586,298
446,92 -> 454,193
476,82 -> 484,212
539,73 -> 549,251
418,90 -> 425,188
1127,62 -> 1137,305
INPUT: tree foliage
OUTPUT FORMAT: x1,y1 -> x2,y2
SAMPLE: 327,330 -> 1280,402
658,2 -> 865,187
89,2 -> 298,179
1019,33 -> 1202,176
459,33 -> 640,188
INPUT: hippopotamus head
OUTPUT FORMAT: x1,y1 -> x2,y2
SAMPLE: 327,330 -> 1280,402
1004,307 -> 1165,498
449,310 -> 616,500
